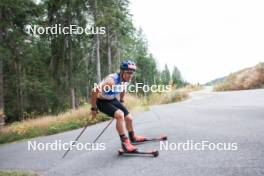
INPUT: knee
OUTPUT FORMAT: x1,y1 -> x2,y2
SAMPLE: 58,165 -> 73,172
114,110 -> 124,120
125,114 -> 133,123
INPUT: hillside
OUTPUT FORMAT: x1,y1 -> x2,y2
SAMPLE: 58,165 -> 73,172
214,63 -> 264,91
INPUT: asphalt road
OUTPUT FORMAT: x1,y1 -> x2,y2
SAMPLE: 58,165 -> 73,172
0,87 -> 264,176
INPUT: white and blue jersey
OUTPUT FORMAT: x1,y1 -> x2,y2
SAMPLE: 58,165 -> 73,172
98,73 -> 128,100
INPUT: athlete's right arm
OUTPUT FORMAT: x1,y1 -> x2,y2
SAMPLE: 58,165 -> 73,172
90,77 -> 115,119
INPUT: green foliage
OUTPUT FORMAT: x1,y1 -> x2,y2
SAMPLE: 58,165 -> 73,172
160,64 -> 171,85
172,65 -> 184,87
1,0 -> 184,124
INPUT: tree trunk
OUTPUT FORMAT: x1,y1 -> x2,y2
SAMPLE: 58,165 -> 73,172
0,56 -> 4,126
93,0 -> 101,83
0,8 -> 5,126
69,41 -> 76,110
143,78 -> 147,98
114,35 -> 121,70
67,37 -> 75,109
95,33 -> 101,83
70,88 -> 76,110
107,29 -> 112,74
65,3 -> 75,110
14,56 -> 23,121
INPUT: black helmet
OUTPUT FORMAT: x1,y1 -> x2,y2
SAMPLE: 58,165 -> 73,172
120,60 -> 137,71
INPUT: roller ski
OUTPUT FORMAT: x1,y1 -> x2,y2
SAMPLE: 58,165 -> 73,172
118,148 -> 159,157
130,134 -> 168,144
118,138 -> 159,157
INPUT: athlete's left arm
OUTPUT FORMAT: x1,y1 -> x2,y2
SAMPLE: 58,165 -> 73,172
120,91 -> 125,103
120,82 -> 129,103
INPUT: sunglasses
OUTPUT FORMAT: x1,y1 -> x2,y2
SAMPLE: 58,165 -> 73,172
125,71 -> 135,75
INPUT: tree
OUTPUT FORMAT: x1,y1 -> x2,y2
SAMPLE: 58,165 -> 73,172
172,65 -> 183,87
160,64 -> 171,85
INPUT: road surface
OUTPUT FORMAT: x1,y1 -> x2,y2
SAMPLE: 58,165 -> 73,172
0,87 -> 264,176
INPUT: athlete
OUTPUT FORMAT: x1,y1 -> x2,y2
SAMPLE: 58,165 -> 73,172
90,60 -> 146,152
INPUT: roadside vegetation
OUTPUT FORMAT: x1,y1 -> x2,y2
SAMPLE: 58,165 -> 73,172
0,105 -> 110,144
0,170 -> 38,176
148,84 -> 202,105
0,84 -> 201,144
214,63 -> 264,91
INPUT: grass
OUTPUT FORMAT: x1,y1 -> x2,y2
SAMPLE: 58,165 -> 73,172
0,104 -> 110,144
148,84 -> 203,105
0,170 -> 38,176
0,84 -> 202,144
214,62 -> 264,91
123,94 -> 149,112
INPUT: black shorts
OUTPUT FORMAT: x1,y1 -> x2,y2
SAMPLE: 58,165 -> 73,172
96,98 -> 129,117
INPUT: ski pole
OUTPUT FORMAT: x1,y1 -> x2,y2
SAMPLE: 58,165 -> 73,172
62,118 -> 114,159
92,118 -> 114,143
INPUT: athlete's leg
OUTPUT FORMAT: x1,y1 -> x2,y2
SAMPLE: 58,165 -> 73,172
125,113 -> 147,142
114,110 -> 126,135
96,99 -> 127,140
124,113 -> 134,132
96,98 -> 136,152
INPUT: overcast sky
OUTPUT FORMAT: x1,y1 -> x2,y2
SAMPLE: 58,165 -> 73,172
130,0 -> 264,84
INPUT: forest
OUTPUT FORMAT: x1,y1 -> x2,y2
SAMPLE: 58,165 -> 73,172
0,0 -> 184,125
